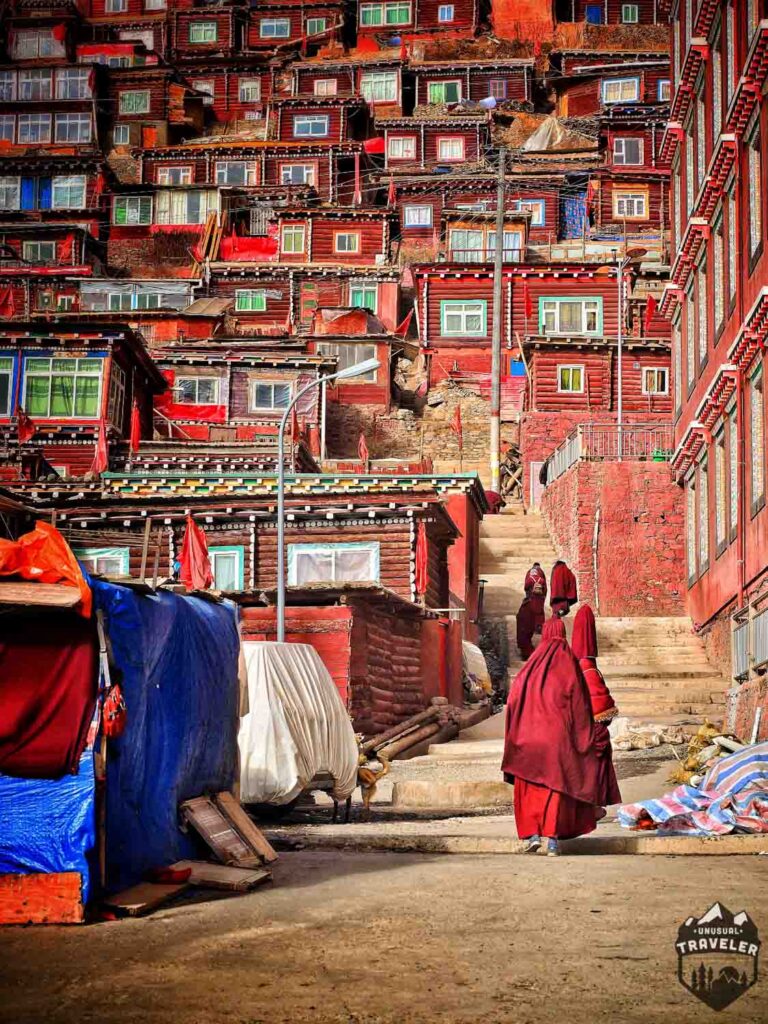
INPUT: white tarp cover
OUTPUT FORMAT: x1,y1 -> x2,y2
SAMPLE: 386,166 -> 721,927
238,641 -> 359,805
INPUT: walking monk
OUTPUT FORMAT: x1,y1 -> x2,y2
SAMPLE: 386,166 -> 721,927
502,617 -> 601,856
571,605 -> 621,813
515,562 -> 547,660
550,559 -> 578,617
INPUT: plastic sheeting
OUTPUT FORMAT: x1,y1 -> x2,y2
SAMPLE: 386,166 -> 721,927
239,641 -> 359,805
91,580 -> 242,891
0,750 -> 96,901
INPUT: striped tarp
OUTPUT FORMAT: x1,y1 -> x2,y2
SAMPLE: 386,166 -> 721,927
617,741 -> 768,836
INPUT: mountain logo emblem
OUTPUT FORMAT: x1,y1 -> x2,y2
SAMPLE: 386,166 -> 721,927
676,903 -> 760,1010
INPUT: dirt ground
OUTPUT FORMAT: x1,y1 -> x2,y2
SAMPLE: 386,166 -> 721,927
1,850 -> 767,1024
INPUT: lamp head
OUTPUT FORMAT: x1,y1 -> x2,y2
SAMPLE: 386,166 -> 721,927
334,357 -> 380,380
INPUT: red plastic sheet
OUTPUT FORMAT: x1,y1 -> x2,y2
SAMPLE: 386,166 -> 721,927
363,137 -> 385,154
219,231 -> 277,261
0,522 -> 92,618
155,371 -> 226,423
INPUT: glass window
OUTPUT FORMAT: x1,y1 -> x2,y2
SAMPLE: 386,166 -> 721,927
686,474 -> 697,582
750,366 -> 765,513
55,113 -> 92,144
334,232 -> 360,253
698,456 -> 709,573
349,282 -> 377,311
557,365 -> 584,393
0,177 -> 20,210
428,81 -> 461,104
119,91 -> 150,115
712,37 -> 722,137
748,122 -> 762,261
215,161 -> 258,185
157,166 -> 192,185
539,297 -> 602,335
613,138 -> 643,165
145,0 -> 167,9
107,363 -> 126,427
658,79 -> 671,102
0,356 -> 13,416
175,377 -> 220,403
685,285 -> 695,390
404,204 -> 432,227
113,195 -> 152,225
388,136 -> 416,159
52,176 -> 86,209
715,427 -> 727,551
437,137 -> 465,161
293,115 -> 329,137
239,79 -> 261,103
106,0 -> 127,11
19,70 -> 52,101
360,2 -> 411,25
673,315 -> 682,415
24,357 -> 102,418
449,229 -> 484,260
113,124 -> 131,146
56,69 -> 91,100
727,181 -> 737,307
73,548 -> 129,576
438,4 -> 454,20
642,367 -> 669,394
306,17 -> 327,34
697,259 -> 707,370
621,3 -> 639,22
18,114 -> 51,144
315,342 -> 377,379
314,79 -> 337,96
0,115 -> 14,143
288,542 -> 380,585
281,224 -> 306,253
250,381 -> 291,410
235,290 -> 267,312
726,2 -> 736,105
714,214 -> 725,332
360,71 -> 397,103
513,199 -> 545,226
23,240 -> 57,262
685,121 -> 695,216
0,71 -> 15,102
281,163 -> 315,185
612,190 -> 647,218
189,21 -> 218,43
194,80 -> 215,106
489,79 -> 507,99
729,404 -> 738,539
154,190 -> 218,225
209,547 -> 244,591
440,300 -> 487,336
12,29 -> 61,60
260,18 -> 290,38
601,78 -> 639,103
488,230 -> 523,261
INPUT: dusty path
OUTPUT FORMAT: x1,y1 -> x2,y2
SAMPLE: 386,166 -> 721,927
1,850 -> 766,1024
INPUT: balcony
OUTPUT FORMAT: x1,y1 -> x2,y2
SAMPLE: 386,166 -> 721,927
546,422 -> 674,486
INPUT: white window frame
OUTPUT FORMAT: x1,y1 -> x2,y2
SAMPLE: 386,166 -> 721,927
74,548 -> 130,576
613,189 -> 648,219
642,367 -> 669,395
175,376 -> 220,404
215,160 -> 258,186
0,176 -> 21,211
0,356 -> 13,417
438,4 -> 454,21
437,136 -> 465,161
540,297 -> 602,336
156,166 -> 193,186
557,364 -> 585,394
601,77 -> 640,104
306,17 -> 327,34
281,224 -> 306,254
513,199 -> 545,226
238,78 -> 262,103
113,124 -> 131,146
188,21 -> 218,44
440,300 -> 487,336
12,29 -> 61,60
52,175 -> 86,209
0,115 -> 13,143
260,18 -> 291,38
658,79 -> 671,102
106,0 -> 127,12
154,189 -> 218,226
315,342 -> 378,380
119,90 -> 150,115
288,542 -> 380,585
334,231 -> 360,254
613,137 -> 644,165
113,195 -> 152,225
19,69 -> 52,101
209,546 -> 244,591
249,379 -> 292,411
403,204 -> 432,227
428,80 -> 462,104
621,4 -> 639,23
18,113 -> 51,144
360,71 -> 398,104
54,113 -> 92,144
194,80 -> 215,106
56,69 -> 91,100
293,115 -> 329,137
360,2 -> 412,26
387,135 -> 416,160
23,356 -> 103,419
314,79 -> 338,97
280,163 -> 316,185
349,281 -> 378,312
23,240 -> 57,262
0,71 -> 15,102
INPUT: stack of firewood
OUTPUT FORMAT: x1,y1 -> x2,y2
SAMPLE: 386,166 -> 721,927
361,699 -> 461,762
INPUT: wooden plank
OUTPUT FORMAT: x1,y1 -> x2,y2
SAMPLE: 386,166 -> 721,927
180,796 -> 260,867
214,791 -> 279,865
169,860 -> 271,891
0,582 -> 81,608
103,882 -> 188,917
0,872 -> 84,926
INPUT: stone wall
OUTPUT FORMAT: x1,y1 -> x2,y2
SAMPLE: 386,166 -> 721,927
540,459 -> 685,617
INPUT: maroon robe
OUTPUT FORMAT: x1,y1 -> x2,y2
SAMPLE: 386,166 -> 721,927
572,605 -> 621,807
516,564 -> 547,659
503,618 -> 600,840
550,560 -> 578,617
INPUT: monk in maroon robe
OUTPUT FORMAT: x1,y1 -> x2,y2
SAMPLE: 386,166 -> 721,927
502,617 -> 600,855
571,605 -> 621,810
550,559 -> 578,617
516,562 -> 547,660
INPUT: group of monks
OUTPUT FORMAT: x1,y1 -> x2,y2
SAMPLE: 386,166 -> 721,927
503,560 -> 621,856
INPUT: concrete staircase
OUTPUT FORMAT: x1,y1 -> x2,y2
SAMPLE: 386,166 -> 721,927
478,503 -> 727,726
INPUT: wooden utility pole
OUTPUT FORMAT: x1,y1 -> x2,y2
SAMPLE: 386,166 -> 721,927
490,147 -> 506,493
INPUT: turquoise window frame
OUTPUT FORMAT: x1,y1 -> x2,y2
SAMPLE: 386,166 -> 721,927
538,295 -> 603,336
209,545 -> 245,590
73,546 -> 130,574
439,299 -> 487,337
287,541 -> 380,585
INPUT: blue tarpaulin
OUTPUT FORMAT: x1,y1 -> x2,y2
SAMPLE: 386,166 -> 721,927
560,191 -> 587,239
91,581 -> 241,892
0,750 -> 96,901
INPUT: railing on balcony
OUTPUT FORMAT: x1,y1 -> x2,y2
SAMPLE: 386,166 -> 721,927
545,423 -> 675,486
446,248 -> 524,263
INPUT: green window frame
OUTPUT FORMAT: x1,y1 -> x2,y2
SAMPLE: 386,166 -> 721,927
235,289 -> 267,312
428,80 -> 461,104
119,90 -> 150,115
209,545 -> 245,591
440,299 -> 487,336
73,547 -> 130,576
0,355 -> 13,416
23,356 -> 103,419
538,296 -> 603,336
113,196 -> 152,226
349,282 -> 377,312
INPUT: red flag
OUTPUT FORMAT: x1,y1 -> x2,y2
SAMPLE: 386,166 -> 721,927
358,432 -> 369,465
91,419 -> 109,475
0,286 -> 15,318
450,405 -> 463,451
522,280 -> 532,320
394,309 -> 413,337
291,404 -> 300,440
179,515 -> 213,591
644,295 -> 658,335
129,399 -> 141,454
15,407 -> 36,444
387,175 -> 396,207
415,520 -> 428,597
285,308 -> 294,334
400,37 -> 407,61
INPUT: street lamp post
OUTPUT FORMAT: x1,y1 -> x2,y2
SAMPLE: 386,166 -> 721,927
275,357 -> 381,642
614,247 -> 647,461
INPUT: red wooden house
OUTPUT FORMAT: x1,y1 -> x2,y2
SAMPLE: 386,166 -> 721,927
107,65 -> 204,150
177,59 -> 275,126
0,322 -> 165,479
246,1 -> 346,51
306,306 -> 395,410
552,50 -> 671,116
356,0 -> 479,38
292,55 -> 407,115
270,95 -> 370,143
0,61 -> 103,154
556,0 -> 664,24
381,113 -> 490,170
82,1 -> 167,62
411,59 -> 533,106
169,7 -> 248,62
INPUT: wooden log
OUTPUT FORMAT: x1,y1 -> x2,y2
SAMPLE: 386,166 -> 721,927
0,582 -> 81,608
0,872 -> 84,926
214,791 -> 279,865
378,722 -> 442,760
361,707 -> 439,753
